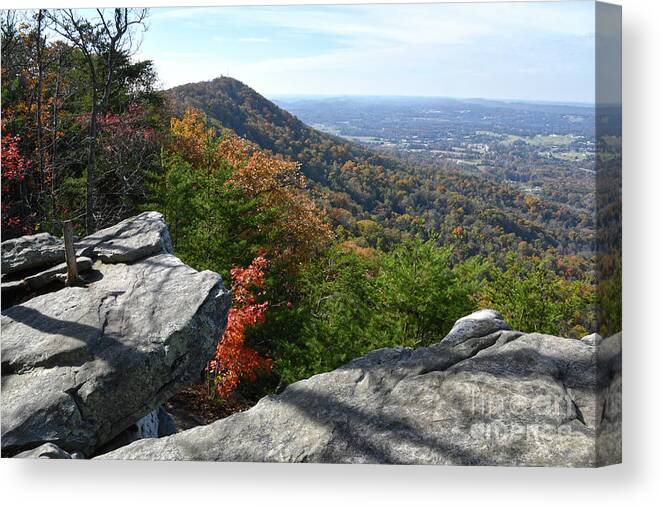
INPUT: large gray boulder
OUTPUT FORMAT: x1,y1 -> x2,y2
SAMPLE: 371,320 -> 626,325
98,310 -> 621,467
0,210 -> 170,299
1,233 -> 65,275
75,211 -> 174,263
1,213 -> 230,457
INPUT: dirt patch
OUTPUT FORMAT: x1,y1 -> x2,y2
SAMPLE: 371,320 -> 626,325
164,384 -> 252,431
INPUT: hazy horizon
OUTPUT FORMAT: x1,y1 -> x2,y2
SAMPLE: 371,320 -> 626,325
268,92 -> 595,108
167,76 -> 597,107
139,1 -> 597,104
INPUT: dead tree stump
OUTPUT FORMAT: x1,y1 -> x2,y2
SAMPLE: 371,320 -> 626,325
62,220 -> 78,286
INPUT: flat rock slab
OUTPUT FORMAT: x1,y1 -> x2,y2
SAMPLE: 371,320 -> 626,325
1,279 -> 27,293
76,211 -> 173,263
1,233 -> 65,275
24,257 -> 93,290
99,312 -> 621,466
1,253 -> 230,457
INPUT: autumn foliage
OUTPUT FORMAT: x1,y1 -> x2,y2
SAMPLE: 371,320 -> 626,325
207,255 -> 273,399
159,109 -> 332,398
168,108 -> 332,267
1,132 -> 34,234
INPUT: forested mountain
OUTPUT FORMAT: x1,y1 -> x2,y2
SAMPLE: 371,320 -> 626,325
0,6 -> 622,468
1,6 -> 605,410
168,77 -> 594,261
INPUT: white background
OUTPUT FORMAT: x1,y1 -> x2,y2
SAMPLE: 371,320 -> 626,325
1,0 -> 659,505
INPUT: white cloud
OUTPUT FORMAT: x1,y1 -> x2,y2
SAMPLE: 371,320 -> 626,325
141,2 -> 595,102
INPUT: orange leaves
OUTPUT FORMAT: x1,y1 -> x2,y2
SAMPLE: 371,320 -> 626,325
169,108 -> 332,268
451,225 -> 465,237
207,256 -> 272,400
220,136 -> 332,267
169,108 -> 260,172
230,255 -> 268,306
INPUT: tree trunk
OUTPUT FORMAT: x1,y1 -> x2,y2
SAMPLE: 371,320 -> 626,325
51,49 -> 62,216
86,89 -> 98,234
35,10 -> 46,221
62,220 -> 78,286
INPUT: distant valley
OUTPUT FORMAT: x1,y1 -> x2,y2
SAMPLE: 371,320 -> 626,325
274,96 -> 598,214
168,77 -> 595,259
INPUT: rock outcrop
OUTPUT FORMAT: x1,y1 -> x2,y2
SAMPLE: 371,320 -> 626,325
93,406 -> 178,455
98,310 -> 621,467
75,211 -> 174,263
1,232 -> 65,274
23,257 -> 93,290
1,212 -> 231,457
1,230 -> 94,306
2,219 -> 621,466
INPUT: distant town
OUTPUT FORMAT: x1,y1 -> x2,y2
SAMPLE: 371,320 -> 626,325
275,96 -> 607,210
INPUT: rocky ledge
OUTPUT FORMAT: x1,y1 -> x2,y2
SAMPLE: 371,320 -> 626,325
1,212 -> 231,457
98,310 -> 621,467
1,214 -> 621,466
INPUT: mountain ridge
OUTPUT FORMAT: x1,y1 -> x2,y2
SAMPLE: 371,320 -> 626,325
166,76 -> 594,259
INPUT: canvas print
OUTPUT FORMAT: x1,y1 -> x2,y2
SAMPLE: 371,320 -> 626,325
0,1 -> 621,466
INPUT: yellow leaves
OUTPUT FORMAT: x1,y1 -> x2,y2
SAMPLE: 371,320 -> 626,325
168,108 -> 214,168
523,194 -> 540,211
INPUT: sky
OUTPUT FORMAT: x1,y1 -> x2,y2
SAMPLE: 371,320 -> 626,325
135,1 -> 596,104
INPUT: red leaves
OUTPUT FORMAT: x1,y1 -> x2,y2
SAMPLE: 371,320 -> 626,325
207,255 -> 272,399
75,103 -> 155,144
1,133 -> 34,234
98,104 -> 156,146
1,133 -> 30,183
